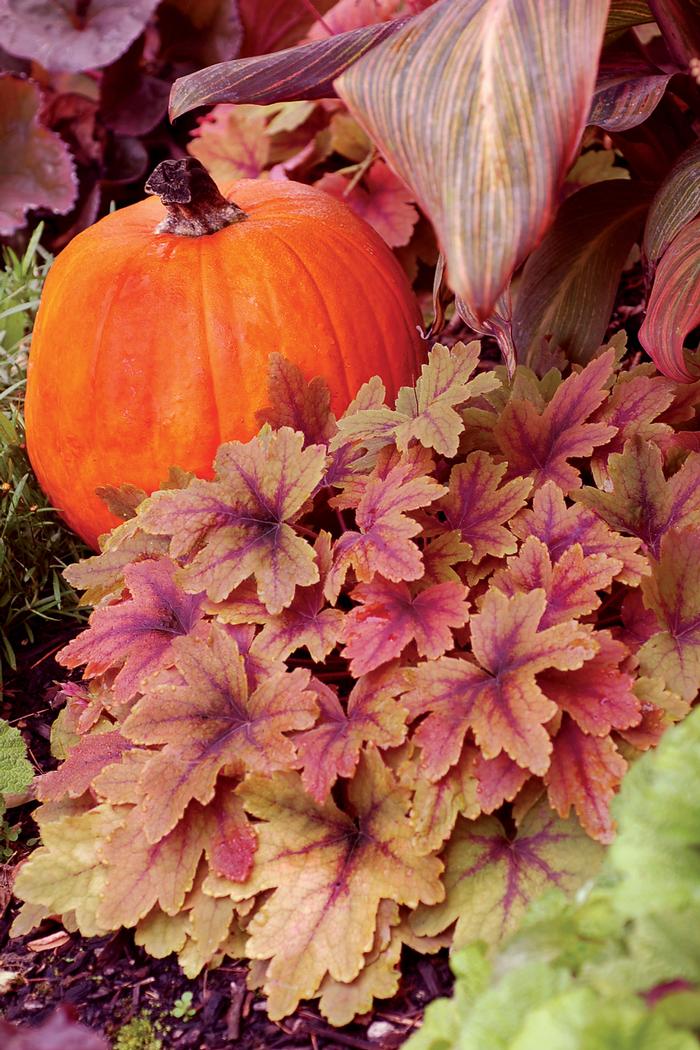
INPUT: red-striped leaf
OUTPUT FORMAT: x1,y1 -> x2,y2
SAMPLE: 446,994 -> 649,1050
169,18 -> 407,119
335,0 -> 609,323
639,218 -> 700,383
643,141 -> 700,268
604,1 -> 653,42
512,180 -> 651,367
647,0 -> 700,69
588,45 -> 673,131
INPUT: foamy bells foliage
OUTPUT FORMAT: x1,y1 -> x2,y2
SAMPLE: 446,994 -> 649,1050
15,343 -> 700,1022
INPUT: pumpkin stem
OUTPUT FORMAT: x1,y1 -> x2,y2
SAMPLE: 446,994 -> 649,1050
145,158 -> 247,236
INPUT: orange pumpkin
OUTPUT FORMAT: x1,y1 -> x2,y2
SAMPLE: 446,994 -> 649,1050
25,159 -> 424,550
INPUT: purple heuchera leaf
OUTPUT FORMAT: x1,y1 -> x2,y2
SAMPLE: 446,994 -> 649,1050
57,557 -> 206,702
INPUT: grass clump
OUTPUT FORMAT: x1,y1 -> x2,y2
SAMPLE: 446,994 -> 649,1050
1,228 -> 88,685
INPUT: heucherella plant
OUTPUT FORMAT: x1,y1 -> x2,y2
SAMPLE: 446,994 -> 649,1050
170,0 -> 700,380
13,342 -> 700,1023
405,704 -> 700,1050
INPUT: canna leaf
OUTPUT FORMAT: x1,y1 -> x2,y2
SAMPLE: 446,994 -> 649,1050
588,45 -> 673,131
169,18 -> 408,119
639,218 -> 700,384
336,0 -> 609,322
643,141 -> 700,268
512,182 -> 650,368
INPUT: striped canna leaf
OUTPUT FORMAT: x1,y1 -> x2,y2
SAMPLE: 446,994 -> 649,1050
639,218 -> 700,383
335,0 -> 610,324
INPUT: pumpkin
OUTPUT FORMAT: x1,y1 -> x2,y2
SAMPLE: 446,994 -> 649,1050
24,158 -> 424,550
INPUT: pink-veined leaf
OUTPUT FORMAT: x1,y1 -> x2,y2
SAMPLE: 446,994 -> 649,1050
220,749 -> 443,1020
138,427 -> 327,614
512,183 -> 651,368
169,18 -> 408,119
294,672 -> 408,802
421,531 -> 474,586
575,435 -> 700,558
336,0 -> 610,322
404,588 -> 596,778
341,578 -> 469,675
511,480 -> 647,586
492,537 -> 621,628
57,558 -> 206,703
539,631 -> 641,736
204,779 -> 258,882
325,456 -> 446,600
639,526 -> 700,700
332,341 -> 499,460
435,451 -> 532,564
473,750 -> 530,814
494,350 -> 617,492
256,353 -> 337,446
409,800 -> 602,947
647,0 -> 700,69
36,732 -> 133,803
306,0 -> 436,37
316,160 -> 419,247
589,372 -> 676,487
0,74 -> 77,236
122,623 -> 317,842
639,218 -> 700,384
408,747 -> 481,854
187,103 -> 274,181
545,715 -> 627,842
644,141 -> 700,268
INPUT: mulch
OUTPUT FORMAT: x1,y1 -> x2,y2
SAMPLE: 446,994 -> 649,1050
0,629 -> 453,1048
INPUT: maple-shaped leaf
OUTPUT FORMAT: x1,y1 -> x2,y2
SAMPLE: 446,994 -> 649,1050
435,452 -> 532,564
405,589 -> 596,778
188,103 -> 272,181
13,804 -> 123,937
256,353 -> 337,446
63,517 -> 170,606
619,676 -> 690,751
639,526 -> 700,700
35,732 -> 133,803
325,457 -> 446,601
92,749 -> 153,805
138,427 -> 327,614
589,373 -> 676,487
98,802 -> 208,929
576,436 -> 700,558
410,800 -> 602,948
122,623 -> 316,842
494,350 -> 617,492
333,342 -> 500,459
341,578 -> 470,675
249,532 -> 344,663
316,159 -> 419,247
473,750 -> 530,814
545,715 -> 627,842
511,480 -> 647,586
204,780 -> 258,883
57,558 -> 205,703
421,531 -> 474,586
492,537 -> 620,628
295,673 -> 408,803
409,748 -> 481,855
538,631 -> 640,737
212,748 -> 442,1019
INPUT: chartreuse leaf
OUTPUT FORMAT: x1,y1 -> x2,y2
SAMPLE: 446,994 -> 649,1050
336,0 -> 609,324
512,181 -> 650,368
205,749 -> 443,1020
639,218 -> 700,384
0,718 -> 33,797
410,801 -> 602,950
